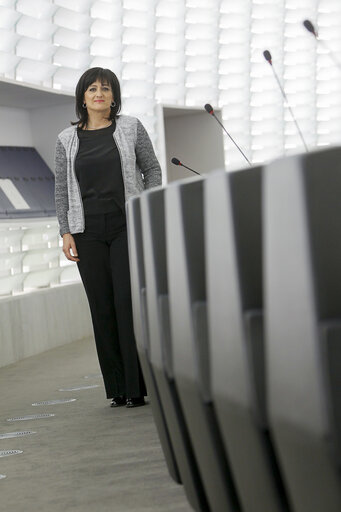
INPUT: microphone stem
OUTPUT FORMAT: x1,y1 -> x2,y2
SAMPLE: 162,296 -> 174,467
271,66 -> 309,153
181,164 -> 201,176
212,114 -> 252,166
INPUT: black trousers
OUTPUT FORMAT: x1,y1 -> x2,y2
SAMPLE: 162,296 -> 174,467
73,210 -> 146,399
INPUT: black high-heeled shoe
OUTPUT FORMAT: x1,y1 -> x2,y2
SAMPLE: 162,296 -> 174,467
110,396 -> 126,407
126,397 -> 146,408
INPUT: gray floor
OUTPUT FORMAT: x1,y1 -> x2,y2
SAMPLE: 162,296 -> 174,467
0,337 -> 193,512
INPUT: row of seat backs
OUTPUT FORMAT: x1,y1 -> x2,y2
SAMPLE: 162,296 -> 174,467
127,146 -> 341,512
0,146 -> 55,218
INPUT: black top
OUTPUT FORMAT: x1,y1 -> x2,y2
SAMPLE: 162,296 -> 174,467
75,121 -> 125,215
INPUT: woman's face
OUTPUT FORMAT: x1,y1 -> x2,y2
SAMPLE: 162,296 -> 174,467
83,79 -> 113,113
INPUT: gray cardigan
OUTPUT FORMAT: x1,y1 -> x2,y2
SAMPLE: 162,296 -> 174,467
54,115 -> 162,236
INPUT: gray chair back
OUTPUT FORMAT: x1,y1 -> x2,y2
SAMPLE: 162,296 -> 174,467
140,187 -> 210,511
264,147 -> 341,512
126,196 -> 180,484
205,167 -> 289,512
165,176 -> 241,512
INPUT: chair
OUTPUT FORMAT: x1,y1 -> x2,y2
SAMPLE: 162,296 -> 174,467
59,264 -> 80,284
126,196 -> 180,484
0,274 -> 25,296
0,228 -> 24,253
263,147 -> 341,512
0,252 -> 25,278
140,187 -> 210,512
205,167 -> 290,512
23,267 -> 61,289
165,176 -> 241,512
22,247 -> 61,272
21,225 -> 59,251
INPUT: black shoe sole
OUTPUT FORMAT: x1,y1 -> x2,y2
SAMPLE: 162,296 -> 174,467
126,400 -> 146,408
110,397 -> 126,408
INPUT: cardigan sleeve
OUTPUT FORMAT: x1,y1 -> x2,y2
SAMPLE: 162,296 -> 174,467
54,137 -> 70,237
135,119 -> 162,189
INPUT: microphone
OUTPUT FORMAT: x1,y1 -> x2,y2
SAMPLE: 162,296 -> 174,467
204,104 -> 252,166
263,50 -> 272,65
263,50 -> 309,153
303,19 -> 317,37
303,19 -> 341,71
171,157 -> 201,176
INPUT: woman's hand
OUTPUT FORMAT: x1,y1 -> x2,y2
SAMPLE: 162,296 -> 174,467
62,233 -> 80,262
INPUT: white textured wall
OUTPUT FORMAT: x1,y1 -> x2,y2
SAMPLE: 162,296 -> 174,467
0,283 -> 93,368
1,1 -> 341,169
0,106 -> 33,146
0,103 -> 75,171
30,102 -> 75,171
163,109 -> 225,181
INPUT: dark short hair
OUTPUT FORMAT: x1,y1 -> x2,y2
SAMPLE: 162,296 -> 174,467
72,67 -> 121,128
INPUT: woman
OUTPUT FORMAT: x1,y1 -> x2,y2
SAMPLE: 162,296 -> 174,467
54,67 -> 162,407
